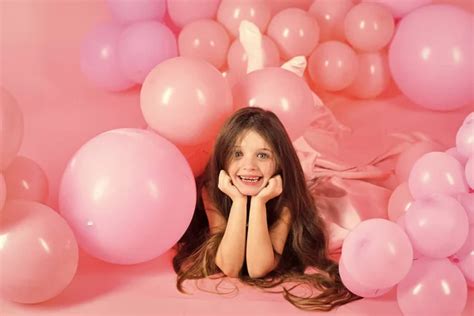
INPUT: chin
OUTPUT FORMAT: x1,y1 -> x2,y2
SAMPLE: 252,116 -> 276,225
235,185 -> 262,197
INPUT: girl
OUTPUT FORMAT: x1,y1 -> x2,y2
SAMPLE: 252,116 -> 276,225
173,107 -> 361,311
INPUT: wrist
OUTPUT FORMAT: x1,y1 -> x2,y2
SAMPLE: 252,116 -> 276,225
250,196 -> 267,206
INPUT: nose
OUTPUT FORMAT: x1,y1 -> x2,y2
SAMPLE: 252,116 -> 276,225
241,156 -> 257,171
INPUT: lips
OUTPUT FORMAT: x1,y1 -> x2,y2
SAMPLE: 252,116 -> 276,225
237,175 -> 263,185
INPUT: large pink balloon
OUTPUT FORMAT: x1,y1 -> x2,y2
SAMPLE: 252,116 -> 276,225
178,19 -> 230,70
446,146 -> 468,166
456,118 -> 474,158
0,200 -> 78,303
405,194 -> 468,258
341,219 -> 413,289
107,0 -> 166,24
395,141 -> 443,183
451,225 -> 474,287
59,129 -> 196,264
408,152 -> 469,199
0,88 -> 24,171
267,8 -> 320,59
3,156 -> 48,203
141,57 -> 233,147
118,21 -> 177,84
308,0 -> 354,42
362,0 -> 432,19
217,0 -> 272,37
397,258 -> 467,316
167,0 -> 220,28
388,182 -> 413,221
233,67 -> 315,140
0,174 -> 5,211
80,23 -> 136,92
389,5 -> 474,111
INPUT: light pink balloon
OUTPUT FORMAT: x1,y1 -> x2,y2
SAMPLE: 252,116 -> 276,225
0,88 -> 24,171
141,57 -> 233,147
466,156 -> 474,189
395,141 -> 443,183
59,129 -> 196,264
389,5 -> 474,111
269,0 -> 313,14
217,0 -> 272,37
107,0 -> 166,24
388,182 -> 413,221
341,219 -> 413,289
346,51 -> 391,99
339,256 -> 393,298
308,0 -> 354,42
405,194 -> 469,258
456,118 -> 474,158
80,23 -> 136,92
0,200 -> 78,303
227,35 -> 280,79
451,225 -> 474,287
362,0 -> 432,19
118,21 -> 177,84
0,174 -> 5,211
397,258 -> 467,316
233,67 -> 315,140
3,156 -> 48,203
167,0 -> 220,28
344,2 -> 395,52
221,68 -> 240,89
308,41 -> 359,91
463,112 -> 474,125
408,151 -> 469,199
396,215 -> 422,259
178,19 -> 230,70
446,146 -> 468,166
456,193 -> 474,225
267,8 -> 320,59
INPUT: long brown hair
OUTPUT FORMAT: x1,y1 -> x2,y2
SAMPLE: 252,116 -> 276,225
173,107 -> 361,311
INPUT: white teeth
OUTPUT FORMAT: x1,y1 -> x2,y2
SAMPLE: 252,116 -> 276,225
239,176 -> 261,183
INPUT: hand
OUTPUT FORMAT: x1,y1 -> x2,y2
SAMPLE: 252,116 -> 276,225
217,170 -> 245,202
253,175 -> 283,204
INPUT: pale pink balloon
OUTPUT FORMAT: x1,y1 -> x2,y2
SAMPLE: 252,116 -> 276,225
227,35 -> 280,79
408,152 -> 469,199
344,2 -> 395,52
107,0 -> 166,24
346,51 -> 391,99
466,156 -> 474,189
341,219 -> 413,289
362,0 -> 432,19
456,118 -> 474,158
388,182 -> 413,221
232,67 -> 315,140
308,0 -> 354,42
456,193 -> 474,225
463,112 -> 474,124
80,23 -> 136,92
0,174 -> 5,211
1,88 -> 24,171
141,57 -> 233,147
167,0 -> 220,28
395,141 -> 443,183
451,225 -> 474,287
178,19 -> 230,70
267,8 -> 320,59
269,0 -> 313,14
118,21 -> 177,84
389,5 -> 474,111
397,258 -> 467,316
59,129 -> 196,264
396,215 -> 422,259
446,146 -> 468,166
308,41 -> 359,91
0,200 -> 78,303
217,0 -> 271,37
405,194 -> 469,258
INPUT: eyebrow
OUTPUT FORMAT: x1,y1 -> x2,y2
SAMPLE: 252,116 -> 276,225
233,146 -> 273,152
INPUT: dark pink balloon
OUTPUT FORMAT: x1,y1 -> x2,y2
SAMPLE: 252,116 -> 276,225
309,0 -> 354,42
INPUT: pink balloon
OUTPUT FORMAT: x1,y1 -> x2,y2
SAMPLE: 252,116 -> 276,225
346,51 -> 391,99
80,23 -> 136,92
221,68 -> 240,89
227,35 -> 280,79
396,215 -> 422,259
0,174 -> 5,211
339,257 -> 393,298
456,118 -> 474,158
362,0 -> 432,19
269,0 -> 313,14
344,2 -> 395,52
456,193 -> 474,225
0,88 -> 24,170
59,129 -> 196,264
0,200 -> 78,303
167,0 -> 220,28
3,156 -> 48,203
451,225 -> 474,287
397,258 -> 467,316
141,57 -> 233,147
308,41 -> 359,92
178,141 -> 214,177
341,219 -> 413,288
405,194 -> 469,258
408,152 -> 469,199
395,141 -> 443,183
308,0 -> 354,42
233,67 -> 315,140
217,0 -> 271,37
178,19 -> 230,70
388,182 -> 413,221
446,146 -> 468,166
118,21 -> 177,84
466,156 -> 474,189
107,0 -> 166,24
389,5 -> 474,111
267,8 -> 320,59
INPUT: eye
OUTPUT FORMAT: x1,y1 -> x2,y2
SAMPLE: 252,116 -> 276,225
257,152 -> 269,159
233,150 -> 243,158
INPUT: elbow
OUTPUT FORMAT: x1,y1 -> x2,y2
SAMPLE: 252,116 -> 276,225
216,255 -> 240,278
248,266 -> 271,279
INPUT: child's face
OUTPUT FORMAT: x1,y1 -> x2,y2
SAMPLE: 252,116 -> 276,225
227,130 -> 277,196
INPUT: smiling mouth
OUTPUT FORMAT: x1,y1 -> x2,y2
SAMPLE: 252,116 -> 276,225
238,176 -> 262,183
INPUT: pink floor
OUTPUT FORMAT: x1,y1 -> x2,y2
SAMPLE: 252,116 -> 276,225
1,1 -> 473,315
